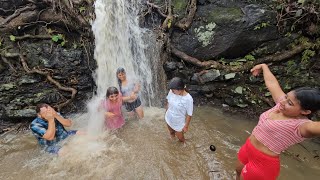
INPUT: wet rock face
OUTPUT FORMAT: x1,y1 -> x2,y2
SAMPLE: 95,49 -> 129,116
172,3 -> 280,59
0,0 -> 27,15
0,41 -> 95,121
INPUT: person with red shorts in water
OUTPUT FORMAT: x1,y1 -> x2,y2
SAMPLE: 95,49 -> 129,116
236,63 -> 320,180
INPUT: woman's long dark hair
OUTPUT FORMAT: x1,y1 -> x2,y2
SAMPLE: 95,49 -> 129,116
116,67 -> 125,92
294,87 -> 320,113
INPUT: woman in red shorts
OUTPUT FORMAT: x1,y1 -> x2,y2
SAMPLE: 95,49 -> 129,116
236,63 -> 320,180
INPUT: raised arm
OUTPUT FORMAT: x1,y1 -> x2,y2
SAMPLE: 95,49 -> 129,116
251,64 -> 285,103
133,82 -> 141,94
299,121 -> 320,138
42,110 -> 56,140
48,106 -> 72,127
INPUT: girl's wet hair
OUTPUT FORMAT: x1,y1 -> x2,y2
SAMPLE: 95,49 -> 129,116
294,87 -> 320,113
106,86 -> 119,97
169,77 -> 185,90
116,67 -> 126,91
116,67 -> 125,75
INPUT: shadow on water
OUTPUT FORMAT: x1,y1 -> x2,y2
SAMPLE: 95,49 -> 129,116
1,106 -> 319,180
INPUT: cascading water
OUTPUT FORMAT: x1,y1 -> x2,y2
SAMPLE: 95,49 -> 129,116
86,0 -> 157,134
92,0 -> 153,99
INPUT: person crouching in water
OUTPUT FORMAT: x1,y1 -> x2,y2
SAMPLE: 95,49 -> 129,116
165,77 -> 194,143
30,104 -> 79,155
236,63 -> 320,180
100,87 -> 137,130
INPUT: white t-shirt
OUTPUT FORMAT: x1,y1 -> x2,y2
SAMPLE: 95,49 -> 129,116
165,90 -> 193,131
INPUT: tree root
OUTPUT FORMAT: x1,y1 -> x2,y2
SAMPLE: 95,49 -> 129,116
161,0 -> 173,30
171,42 -> 312,72
2,52 -> 77,111
175,0 -> 197,31
146,1 -> 167,18
171,46 -> 222,68
1,56 -> 17,73
0,5 -> 37,26
14,34 -> 52,40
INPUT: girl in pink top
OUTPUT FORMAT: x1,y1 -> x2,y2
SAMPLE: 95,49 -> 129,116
236,64 -> 320,180
101,87 -> 136,130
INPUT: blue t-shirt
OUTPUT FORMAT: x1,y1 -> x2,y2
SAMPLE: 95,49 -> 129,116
30,116 -> 70,147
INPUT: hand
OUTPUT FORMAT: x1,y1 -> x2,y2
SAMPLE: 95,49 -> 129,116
133,83 -> 140,93
250,64 -> 266,76
130,92 -> 137,100
47,106 -> 58,118
183,125 -> 189,133
105,112 -> 116,118
42,108 -> 55,122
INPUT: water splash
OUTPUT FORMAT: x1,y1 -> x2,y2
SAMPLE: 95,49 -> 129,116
85,0 -> 157,135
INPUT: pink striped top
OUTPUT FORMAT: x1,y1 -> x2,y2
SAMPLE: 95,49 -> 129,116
252,102 -> 311,154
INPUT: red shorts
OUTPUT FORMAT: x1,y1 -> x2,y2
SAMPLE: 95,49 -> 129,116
238,138 -> 280,180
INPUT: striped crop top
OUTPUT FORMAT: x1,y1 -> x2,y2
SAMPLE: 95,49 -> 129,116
252,102 -> 312,154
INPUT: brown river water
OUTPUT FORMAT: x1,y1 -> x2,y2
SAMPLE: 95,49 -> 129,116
1,106 -> 319,180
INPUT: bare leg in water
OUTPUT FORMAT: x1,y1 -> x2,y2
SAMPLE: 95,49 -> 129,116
235,159 -> 245,180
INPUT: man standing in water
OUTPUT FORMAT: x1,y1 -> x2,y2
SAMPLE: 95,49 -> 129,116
30,103 -> 79,155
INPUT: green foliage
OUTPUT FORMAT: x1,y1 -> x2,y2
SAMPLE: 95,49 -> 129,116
79,6 -> 86,13
273,0 -> 320,36
244,54 -> 255,61
229,61 -> 243,66
51,34 -> 67,46
72,42 -> 78,49
301,49 -> 315,62
218,58 -> 226,65
168,19 -> 172,29
9,35 -> 16,41
254,22 -> 270,30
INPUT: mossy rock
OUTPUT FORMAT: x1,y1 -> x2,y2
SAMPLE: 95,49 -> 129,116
172,0 -> 188,16
0,83 -> 16,91
207,7 -> 243,24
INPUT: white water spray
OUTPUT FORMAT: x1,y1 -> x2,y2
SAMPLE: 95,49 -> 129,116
87,0 -> 154,134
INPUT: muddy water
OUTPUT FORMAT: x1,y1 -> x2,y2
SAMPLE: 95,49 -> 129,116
0,106 -> 319,180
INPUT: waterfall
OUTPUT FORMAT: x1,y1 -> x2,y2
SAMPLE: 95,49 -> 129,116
86,0 -> 160,134
92,0 -> 153,100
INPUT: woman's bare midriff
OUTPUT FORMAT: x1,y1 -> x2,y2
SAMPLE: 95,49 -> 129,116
249,135 -> 279,157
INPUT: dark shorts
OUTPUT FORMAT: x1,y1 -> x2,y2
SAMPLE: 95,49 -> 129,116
124,97 -> 142,112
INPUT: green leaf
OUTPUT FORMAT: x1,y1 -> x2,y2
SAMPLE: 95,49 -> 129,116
168,19 -> 172,29
61,41 -> 66,46
52,35 -> 59,42
9,35 -> 16,41
261,22 -> 267,27
79,6 -> 86,13
57,34 -> 63,39
244,54 -> 255,61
